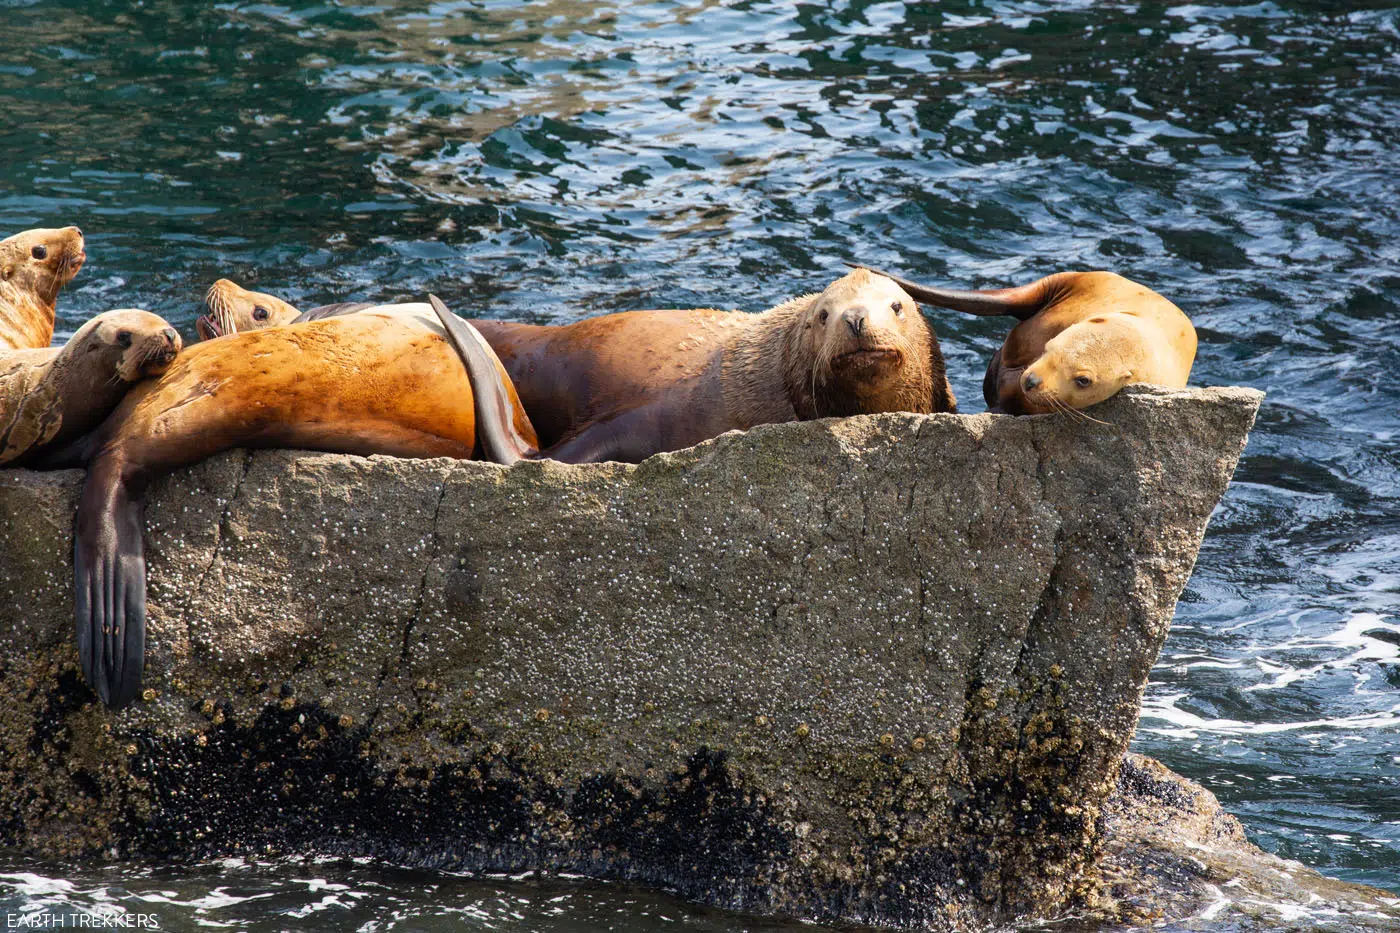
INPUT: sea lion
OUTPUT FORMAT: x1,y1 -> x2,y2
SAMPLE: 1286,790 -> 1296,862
72,298 -> 533,709
0,310 -> 180,466
196,279 -> 301,340
857,267 -> 1196,416
439,268 -> 956,464
0,226 -> 86,350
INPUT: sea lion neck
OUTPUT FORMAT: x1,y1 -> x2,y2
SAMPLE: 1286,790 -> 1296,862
720,292 -> 818,427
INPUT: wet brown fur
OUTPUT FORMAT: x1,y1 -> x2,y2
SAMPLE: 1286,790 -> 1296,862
0,309 -> 178,466
198,279 -> 301,341
472,268 -> 955,463
863,267 -> 1195,415
0,227 -> 86,350
89,311 -> 536,491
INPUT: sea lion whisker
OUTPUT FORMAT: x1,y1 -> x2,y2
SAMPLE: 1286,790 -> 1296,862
1051,394 -> 1113,429
1050,395 -> 1088,424
1061,397 -> 1113,428
1040,393 -> 1077,422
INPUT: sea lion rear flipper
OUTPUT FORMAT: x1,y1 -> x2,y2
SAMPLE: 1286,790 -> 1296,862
427,295 -> 541,466
844,262 -> 1064,322
292,302 -> 378,323
74,457 -> 146,709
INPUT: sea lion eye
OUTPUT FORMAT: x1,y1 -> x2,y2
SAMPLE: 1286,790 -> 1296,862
891,300 -> 903,316
116,330 -> 133,348
31,245 -> 47,260
1074,375 -> 1093,389
253,306 -> 269,321
819,309 -> 829,324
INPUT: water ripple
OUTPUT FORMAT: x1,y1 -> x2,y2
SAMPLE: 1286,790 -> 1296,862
0,0 -> 1397,910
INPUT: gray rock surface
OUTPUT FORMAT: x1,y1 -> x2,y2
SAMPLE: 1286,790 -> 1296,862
2,384 -> 1388,930
1099,754 -> 1399,930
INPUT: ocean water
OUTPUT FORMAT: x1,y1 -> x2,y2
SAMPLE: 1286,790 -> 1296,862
0,0 -> 1396,928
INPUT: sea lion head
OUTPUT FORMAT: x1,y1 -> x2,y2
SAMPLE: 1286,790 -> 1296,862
793,268 -> 954,417
0,227 -> 86,307
197,279 -> 300,340
77,309 -> 182,382
1019,315 -> 1144,413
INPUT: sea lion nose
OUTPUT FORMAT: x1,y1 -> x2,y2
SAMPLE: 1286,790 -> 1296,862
846,309 -> 867,338
1022,372 -> 1041,392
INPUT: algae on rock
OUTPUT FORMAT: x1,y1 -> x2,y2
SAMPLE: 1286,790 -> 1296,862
7,385 -> 1381,931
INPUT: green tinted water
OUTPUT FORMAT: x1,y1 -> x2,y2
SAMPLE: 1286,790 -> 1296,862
1,0 -> 1397,928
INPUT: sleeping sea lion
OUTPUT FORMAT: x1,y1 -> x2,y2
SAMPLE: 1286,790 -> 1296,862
72,298 -> 533,709
0,226 -> 86,350
858,267 -> 1196,416
196,279 -> 301,340
0,310 -> 180,466
446,267 -> 956,463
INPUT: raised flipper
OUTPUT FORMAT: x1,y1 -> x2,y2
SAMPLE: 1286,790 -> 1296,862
292,302 -> 378,323
427,295 -> 541,466
844,262 -> 1067,322
74,456 -> 147,708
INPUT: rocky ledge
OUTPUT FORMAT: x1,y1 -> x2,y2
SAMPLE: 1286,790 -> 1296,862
0,385 -> 1393,929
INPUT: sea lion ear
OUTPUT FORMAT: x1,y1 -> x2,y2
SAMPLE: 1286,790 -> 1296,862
1,265 -> 11,280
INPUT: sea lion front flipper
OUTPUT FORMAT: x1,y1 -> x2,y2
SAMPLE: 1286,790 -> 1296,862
292,302 -> 378,323
983,347 -> 1003,412
542,416 -> 648,465
427,295 -> 541,466
74,457 -> 146,709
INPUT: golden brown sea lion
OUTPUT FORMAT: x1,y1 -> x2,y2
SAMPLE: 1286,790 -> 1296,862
0,310 -> 180,466
72,299 -> 534,709
442,268 -> 956,464
196,279 -> 301,341
858,267 -> 1196,416
0,226 -> 86,350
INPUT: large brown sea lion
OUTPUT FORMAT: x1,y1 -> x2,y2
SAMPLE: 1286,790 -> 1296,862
196,279 -> 301,341
0,226 -> 86,350
72,299 -> 533,709
443,268 -> 956,463
0,310 -> 180,466
859,267 -> 1196,416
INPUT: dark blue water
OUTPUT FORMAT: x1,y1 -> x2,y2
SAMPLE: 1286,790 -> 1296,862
1,0 -> 1397,927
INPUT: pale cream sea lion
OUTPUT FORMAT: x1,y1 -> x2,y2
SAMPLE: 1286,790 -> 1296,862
0,226 -> 86,350
859,267 -> 1196,416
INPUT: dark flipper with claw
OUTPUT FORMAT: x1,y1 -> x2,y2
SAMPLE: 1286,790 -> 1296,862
74,457 -> 147,708
427,295 -> 541,466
